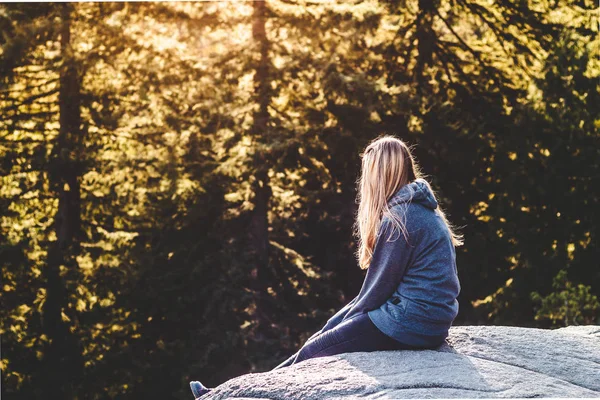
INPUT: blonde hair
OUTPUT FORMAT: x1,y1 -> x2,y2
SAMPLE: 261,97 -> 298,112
354,135 -> 463,270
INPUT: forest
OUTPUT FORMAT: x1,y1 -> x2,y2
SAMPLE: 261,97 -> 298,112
1,1 -> 598,399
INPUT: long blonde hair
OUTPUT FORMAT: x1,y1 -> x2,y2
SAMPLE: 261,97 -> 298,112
354,135 -> 463,270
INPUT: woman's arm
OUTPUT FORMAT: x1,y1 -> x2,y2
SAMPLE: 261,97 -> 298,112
272,297 -> 357,370
320,295 -> 358,333
341,216 -> 413,320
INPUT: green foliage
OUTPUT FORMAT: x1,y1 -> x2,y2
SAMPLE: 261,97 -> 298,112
531,270 -> 600,326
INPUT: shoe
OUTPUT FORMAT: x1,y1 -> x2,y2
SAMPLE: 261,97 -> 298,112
190,381 -> 211,399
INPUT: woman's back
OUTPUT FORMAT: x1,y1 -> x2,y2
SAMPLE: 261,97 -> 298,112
368,179 -> 460,347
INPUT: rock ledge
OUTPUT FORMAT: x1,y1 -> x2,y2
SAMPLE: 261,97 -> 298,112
203,325 -> 600,399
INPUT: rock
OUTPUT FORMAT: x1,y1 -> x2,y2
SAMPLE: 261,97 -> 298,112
201,325 -> 600,399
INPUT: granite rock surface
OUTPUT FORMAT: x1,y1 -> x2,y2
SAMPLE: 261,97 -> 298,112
199,325 -> 600,399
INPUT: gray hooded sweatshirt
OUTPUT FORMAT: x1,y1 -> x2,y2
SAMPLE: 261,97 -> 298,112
320,178 -> 461,347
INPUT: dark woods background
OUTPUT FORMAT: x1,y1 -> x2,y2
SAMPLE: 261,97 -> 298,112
1,1 -> 598,398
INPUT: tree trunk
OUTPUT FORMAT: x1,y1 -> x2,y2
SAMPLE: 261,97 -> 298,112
40,3 -> 85,397
415,0 -> 438,90
250,0 -> 272,284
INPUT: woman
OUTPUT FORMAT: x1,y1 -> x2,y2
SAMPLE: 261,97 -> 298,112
190,135 -> 462,399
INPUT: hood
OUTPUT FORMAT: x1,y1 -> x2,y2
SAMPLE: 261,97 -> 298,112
388,178 -> 438,210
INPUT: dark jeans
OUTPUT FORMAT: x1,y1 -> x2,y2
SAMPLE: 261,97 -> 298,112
190,313 -> 421,399
273,312 -> 420,370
